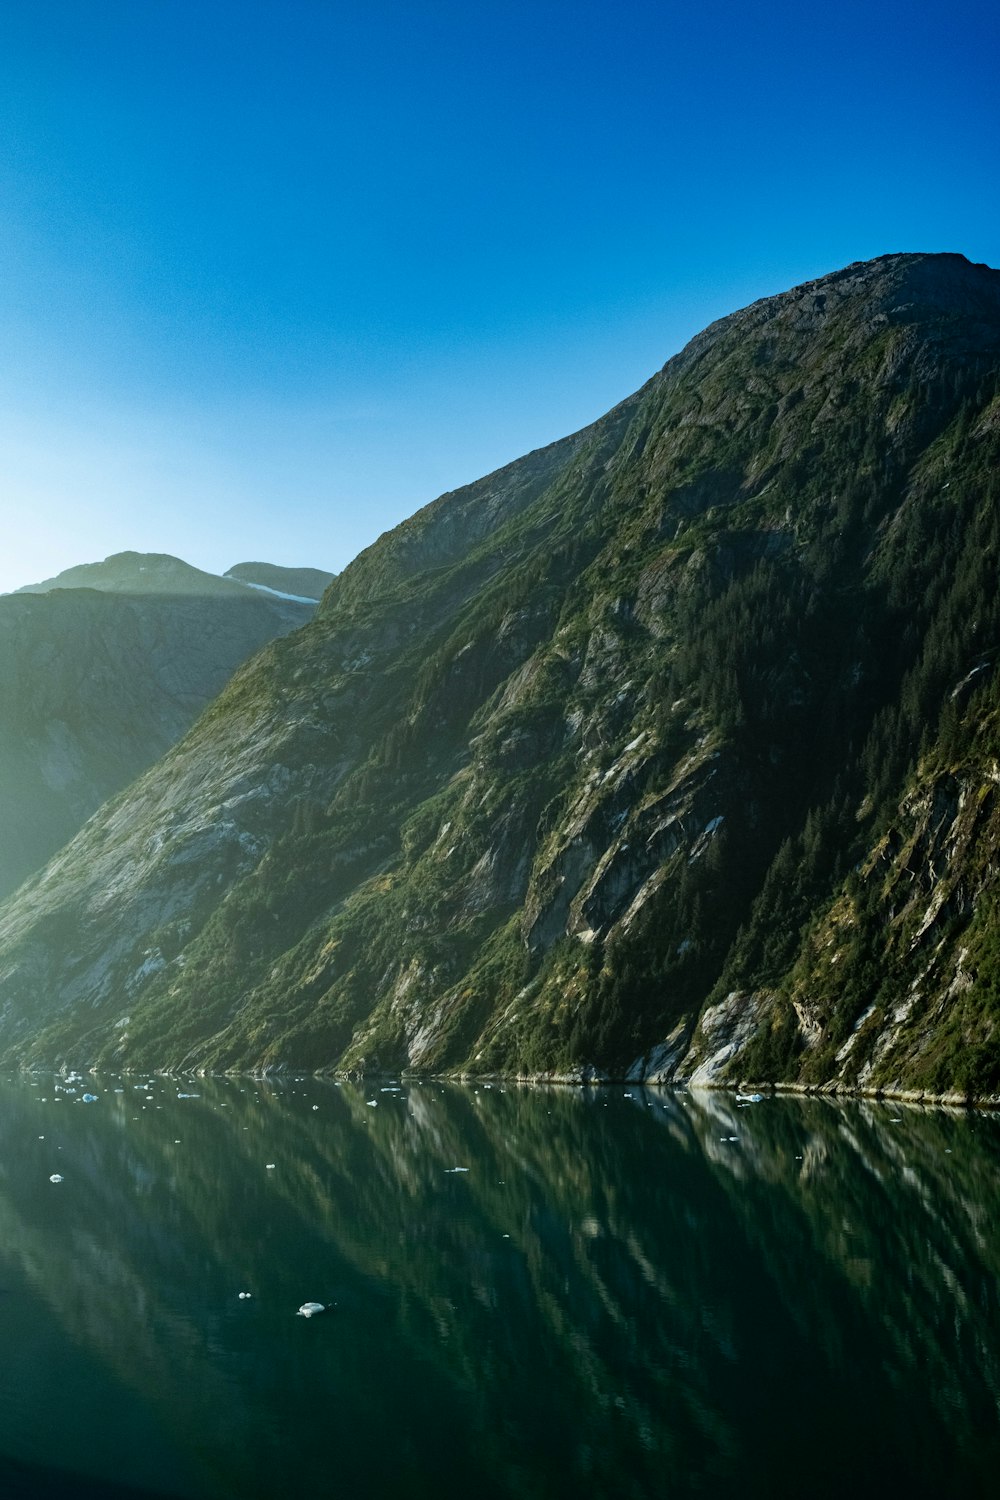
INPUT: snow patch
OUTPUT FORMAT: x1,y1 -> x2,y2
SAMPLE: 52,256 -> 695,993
234,580 -> 318,604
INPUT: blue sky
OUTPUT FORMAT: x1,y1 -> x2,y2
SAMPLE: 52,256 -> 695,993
0,0 -> 997,592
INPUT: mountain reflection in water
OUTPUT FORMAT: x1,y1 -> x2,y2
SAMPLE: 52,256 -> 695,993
0,1077 -> 998,1498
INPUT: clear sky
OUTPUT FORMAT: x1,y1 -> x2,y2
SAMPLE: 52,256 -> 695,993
0,0 -> 997,593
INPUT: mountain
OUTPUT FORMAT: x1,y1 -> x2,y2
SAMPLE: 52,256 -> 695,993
16,550 -> 254,597
1,252 -> 999,1096
0,555 -> 316,900
224,562 -> 335,600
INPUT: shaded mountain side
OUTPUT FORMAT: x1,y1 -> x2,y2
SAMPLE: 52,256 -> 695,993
1,253 -> 1000,1093
0,579 -> 314,900
685,659 -> 1000,1100
224,562 -> 335,600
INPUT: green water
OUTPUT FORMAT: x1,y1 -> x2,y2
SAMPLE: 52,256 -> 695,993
0,1076 -> 998,1498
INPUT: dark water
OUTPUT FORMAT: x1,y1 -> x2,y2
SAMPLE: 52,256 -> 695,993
1,1076 -> 999,1498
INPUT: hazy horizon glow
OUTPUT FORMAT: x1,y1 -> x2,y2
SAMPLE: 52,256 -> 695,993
1,0 -> 997,593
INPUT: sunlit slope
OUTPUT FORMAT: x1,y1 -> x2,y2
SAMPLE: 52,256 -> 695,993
15,549 -> 262,597
1,253 -> 999,1092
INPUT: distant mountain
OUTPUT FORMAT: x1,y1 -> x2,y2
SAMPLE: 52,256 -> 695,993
2,254 -> 1000,1099
0,555 -> 315,900
16,551 -> 251,597
224,562 -> 335,601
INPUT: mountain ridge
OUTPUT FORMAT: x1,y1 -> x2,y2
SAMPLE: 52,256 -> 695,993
224,562 -> 335,601
16,550 -> 335,603
16,550 -> 251,598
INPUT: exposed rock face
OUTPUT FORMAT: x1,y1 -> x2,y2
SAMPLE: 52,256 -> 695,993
0,558 -> 314,899
710,753 -> 1000,1102
1,254 -> 1000,1094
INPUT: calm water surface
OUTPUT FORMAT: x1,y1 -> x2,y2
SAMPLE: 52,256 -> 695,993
0,1076 -> 998,1497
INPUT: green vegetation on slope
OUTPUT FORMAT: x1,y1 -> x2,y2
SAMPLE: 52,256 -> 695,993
1,253 -> 1000,1096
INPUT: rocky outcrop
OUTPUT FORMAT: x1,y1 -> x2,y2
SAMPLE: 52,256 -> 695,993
710,750 -> 1000,1100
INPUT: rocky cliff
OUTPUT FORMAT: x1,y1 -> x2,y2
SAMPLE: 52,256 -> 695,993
1,254 -> 999,1095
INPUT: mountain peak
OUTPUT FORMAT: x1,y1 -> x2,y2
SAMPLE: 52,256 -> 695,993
224,562 -> 335,602
16,551 -> 244,598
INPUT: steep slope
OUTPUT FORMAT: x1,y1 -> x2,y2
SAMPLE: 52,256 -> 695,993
685,663 -> 1000,1099
0,558 -> 314,899
1,253 -> 999,1091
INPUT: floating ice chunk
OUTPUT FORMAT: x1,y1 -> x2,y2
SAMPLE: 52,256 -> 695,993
82,1093 -> 98,1103
238,1292 -> 252,1300
366,1101 -> 377,1107
49,1174 -> 63,1183
297,1302 -> 325,1318
445,1167 -> 470,1173
265,1163 -> 276,1169
177,1092 -> 200,1098
312,1105 -> 319,1111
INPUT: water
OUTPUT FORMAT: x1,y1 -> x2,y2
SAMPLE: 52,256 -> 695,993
0,1077 -> 999,1498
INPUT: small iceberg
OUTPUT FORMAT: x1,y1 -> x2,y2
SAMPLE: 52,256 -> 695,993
82,1093 -> 98,1103
49,1174 -> 64,1183
297,1302 -> 325,1318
